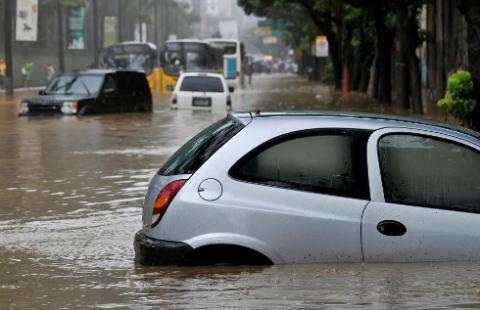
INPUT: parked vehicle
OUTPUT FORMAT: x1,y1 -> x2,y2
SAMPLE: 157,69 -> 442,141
170,72 -> 233,111
134,111 -> 480,266
19,69 -> 152,116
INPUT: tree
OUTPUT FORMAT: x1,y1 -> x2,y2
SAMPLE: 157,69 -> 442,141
393,0 -> 424,114
458,0 -> 480,129
239,0 -> 347,90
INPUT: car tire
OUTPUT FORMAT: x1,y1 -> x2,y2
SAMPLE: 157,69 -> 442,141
78,106 -> 96,116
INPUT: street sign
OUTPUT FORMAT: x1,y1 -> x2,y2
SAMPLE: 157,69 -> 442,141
67,6 -> 86,49
315,35 -> 329,57
103,17 -> 117,47
254,27 -> 272,37
15,0 -> 38,42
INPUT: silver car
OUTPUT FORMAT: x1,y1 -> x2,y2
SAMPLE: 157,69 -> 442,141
134,112 -> 480,265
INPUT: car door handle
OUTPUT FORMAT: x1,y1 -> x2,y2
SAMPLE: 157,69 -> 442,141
377,220 -> 407,236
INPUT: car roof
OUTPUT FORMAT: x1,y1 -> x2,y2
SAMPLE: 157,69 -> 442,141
166,39 -> 206,44
180,72 -> 225,79
229,111 -> 480,143
112,41 -> 158,50
204,39 -> 239,44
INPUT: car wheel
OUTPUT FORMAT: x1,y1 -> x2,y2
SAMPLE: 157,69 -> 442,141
78,106 -> 96,116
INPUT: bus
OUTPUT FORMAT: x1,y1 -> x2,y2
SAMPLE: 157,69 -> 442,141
159,39 -> 223,95
204,39 -> 246,88
103,42 -> 160,93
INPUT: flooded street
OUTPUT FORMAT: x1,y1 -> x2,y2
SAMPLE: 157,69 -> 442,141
1,74 -> 479,309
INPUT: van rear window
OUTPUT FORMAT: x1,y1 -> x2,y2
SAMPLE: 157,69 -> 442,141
180,76 -> 224,93
158,117 -> 244,176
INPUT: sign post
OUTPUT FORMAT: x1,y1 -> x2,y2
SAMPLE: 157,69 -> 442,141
4,0 -> 14,95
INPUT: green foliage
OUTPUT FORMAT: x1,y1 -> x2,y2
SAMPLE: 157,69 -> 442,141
437,70 -> 477,127
321,61 -> 334,85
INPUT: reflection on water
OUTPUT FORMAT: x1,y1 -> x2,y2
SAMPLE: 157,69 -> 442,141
0,74 -> 477,309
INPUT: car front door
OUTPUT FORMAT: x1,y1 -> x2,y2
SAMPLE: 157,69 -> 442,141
362,128 -> 480,262
100,74 -> 121,113
225,129 -> 372,263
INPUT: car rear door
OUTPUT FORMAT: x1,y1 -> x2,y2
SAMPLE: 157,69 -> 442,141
362,128 -> 480,262
221,129 -> 372,263
100,74 -> 121,113
116,72 -> 134,112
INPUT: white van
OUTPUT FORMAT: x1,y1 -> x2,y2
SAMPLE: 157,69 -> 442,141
171,72 -> 233,111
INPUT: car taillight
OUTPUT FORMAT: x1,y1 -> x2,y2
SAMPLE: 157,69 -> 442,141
171,94 -> 177,105
151,179 -> 186,228
227,95 -> 232,110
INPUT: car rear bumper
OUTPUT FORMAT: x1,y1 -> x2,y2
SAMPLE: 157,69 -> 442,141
134,230 -> 193,266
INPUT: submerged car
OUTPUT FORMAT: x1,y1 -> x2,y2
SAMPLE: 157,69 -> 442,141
135,111 -> 480,266
19,69 -> 152,116
170,72 -> 234,111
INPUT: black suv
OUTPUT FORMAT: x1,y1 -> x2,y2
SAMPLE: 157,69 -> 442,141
19,69 -> 152,116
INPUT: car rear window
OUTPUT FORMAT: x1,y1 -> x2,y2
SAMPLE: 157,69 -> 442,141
180,76 -> 224,93
158,117 -> 244,176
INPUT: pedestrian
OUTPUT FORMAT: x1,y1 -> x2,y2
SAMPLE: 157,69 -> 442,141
45,63 -> 55,83
247,62 -> 254,85
0,58 -> 5,90
21,62 -> 33,88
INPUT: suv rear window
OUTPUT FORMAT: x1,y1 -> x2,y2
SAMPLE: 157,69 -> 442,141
180,76 -> 224,92
158,117 -> 244,176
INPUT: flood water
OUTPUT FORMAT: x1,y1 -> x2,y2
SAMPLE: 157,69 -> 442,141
1,74 -> 479,309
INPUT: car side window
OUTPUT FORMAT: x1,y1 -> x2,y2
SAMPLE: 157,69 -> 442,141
230,130 -> 371,199
378,134 -> 480,212
103,75 -> 117,95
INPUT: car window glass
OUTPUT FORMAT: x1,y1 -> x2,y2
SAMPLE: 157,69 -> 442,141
45,75 -> 102,95
180,76 -> 224,93
159,118 -> 244,176
230,130 -> 371,199
379,134 -> 480,212
103,75 -> 117,94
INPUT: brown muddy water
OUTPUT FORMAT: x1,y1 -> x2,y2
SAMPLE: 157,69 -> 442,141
1,74 -> 479,309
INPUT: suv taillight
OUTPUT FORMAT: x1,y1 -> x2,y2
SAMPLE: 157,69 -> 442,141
171,94 -> 177,105
151,179 -> 186,228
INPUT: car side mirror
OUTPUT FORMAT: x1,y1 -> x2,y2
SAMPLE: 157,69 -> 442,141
38,89 -> 45,95
228,86 -> 235,93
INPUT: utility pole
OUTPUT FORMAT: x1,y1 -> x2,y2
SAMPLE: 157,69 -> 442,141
57,0 -> 65,73
117,0 -> 123,42
93,0 -> 99,67
138,0 -> 143,42
4,0 -> 14,95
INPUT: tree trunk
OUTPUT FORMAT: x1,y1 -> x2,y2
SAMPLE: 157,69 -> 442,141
326,31 -> 343,90
396,2 -> 411,109
375,30 -> 393,103
370,3 -> 394,103
458,0 -> 480,129
410,55 -> 423,114
395,0 -> 423,113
